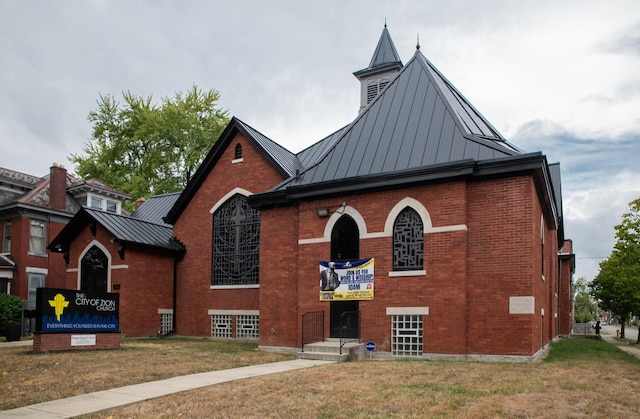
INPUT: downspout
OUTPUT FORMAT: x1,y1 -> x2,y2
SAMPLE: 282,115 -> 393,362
171,240 -> 186,334
558,257 -> 562,336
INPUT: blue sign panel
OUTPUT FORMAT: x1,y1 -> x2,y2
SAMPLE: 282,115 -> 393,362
366,341 -> 376,351
36,288 -> 119,333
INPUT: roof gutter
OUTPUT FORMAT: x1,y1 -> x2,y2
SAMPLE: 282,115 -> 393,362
248,159 -> 476,209
249,153 -> 560,231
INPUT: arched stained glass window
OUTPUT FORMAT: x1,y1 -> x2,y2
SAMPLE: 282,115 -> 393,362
393,207 -> 424,271
212,195 -> 260,285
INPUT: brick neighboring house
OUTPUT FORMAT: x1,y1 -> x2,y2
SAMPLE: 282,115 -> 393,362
50,26 -> 575,358
0,164 -> 130,329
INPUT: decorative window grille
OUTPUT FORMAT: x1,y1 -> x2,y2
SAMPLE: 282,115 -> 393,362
234,143 -> 243,160
392,315 -> 423,357
393,207 -> 424,270
236,315 -> 259,339
211,314 -> 232,338
212,195 -> 260,285
159,310 -> 173,335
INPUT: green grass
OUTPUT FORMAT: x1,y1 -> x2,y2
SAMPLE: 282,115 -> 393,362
544,337 -> 640,363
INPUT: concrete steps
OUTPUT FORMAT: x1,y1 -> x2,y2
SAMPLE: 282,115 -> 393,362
297,340 -> 365,362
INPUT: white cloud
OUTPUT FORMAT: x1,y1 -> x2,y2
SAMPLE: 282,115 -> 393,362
1,0 -> 639,280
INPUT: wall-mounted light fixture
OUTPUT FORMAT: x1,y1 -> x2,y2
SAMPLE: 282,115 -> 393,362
317,202 -> 347,218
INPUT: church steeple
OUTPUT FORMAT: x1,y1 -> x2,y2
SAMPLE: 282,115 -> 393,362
353,24 -> 403,112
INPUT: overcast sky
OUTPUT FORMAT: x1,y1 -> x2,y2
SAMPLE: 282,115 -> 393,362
1,0 -> 639,281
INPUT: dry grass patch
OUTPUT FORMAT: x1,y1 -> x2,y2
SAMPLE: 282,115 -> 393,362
0,337 -> 294,410
87,338 -> 640,418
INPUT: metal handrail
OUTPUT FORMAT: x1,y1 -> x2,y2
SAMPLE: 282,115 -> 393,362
339,310 -> 360,354
301,311 -> 324,351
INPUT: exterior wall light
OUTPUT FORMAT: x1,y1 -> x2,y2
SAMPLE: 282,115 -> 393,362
316,202 -> 346,218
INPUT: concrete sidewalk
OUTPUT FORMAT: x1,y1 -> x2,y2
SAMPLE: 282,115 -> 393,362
601,334 -> 640,360
0,358 -> 334,418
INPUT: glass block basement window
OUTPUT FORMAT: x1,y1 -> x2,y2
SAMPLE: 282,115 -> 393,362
211,314 -> 232,338
236,315 -> 259,339
392,314 -> 423,357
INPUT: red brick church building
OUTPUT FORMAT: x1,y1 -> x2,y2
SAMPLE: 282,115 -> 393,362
51,26 -> 574,360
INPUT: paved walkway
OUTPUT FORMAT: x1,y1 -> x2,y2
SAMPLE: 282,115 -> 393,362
601,334 -> 640,359
2,334 -> 639,418
0,341 -> 332,418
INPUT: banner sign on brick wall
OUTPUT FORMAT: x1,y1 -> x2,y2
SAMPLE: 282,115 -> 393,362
36,288 -> 119,333
319,258 -> 374,301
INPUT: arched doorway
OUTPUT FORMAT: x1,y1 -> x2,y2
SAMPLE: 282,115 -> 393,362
330,215 -> 359,338
81,245 -> 108,292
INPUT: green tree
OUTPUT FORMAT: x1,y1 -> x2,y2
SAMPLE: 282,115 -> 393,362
590,197 -> 640,341
71,86 -> 229,210
573,277 -> 597,323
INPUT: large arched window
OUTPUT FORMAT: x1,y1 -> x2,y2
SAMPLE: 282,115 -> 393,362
331,215 -> 359,261
393,207 -> 424,271
81,245 -> 108,292
212,194 -> 260,285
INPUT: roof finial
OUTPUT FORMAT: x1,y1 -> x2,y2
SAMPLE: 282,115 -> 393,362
416,33 -> 420,50
384,17 -> 387,28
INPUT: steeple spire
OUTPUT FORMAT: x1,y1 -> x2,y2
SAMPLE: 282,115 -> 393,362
353,24 -> 403,112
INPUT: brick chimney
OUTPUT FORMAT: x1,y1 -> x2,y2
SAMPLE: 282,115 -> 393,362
49,163 -> 68,211
135,197 -> 146,209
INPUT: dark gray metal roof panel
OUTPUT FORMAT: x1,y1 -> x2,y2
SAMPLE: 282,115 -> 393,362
365,25 -> 402,70
86,208 -> 182,251
297,125 -> 350,168
548,163 -> 563,218
276,49 -> 522,191
235,119 -> 303,176
131,193 -> 180,226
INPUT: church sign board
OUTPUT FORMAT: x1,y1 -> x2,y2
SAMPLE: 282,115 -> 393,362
319,258 -> 374,301
35,288 -> 119,333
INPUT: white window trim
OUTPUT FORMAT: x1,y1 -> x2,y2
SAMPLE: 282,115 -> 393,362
76,240 -> 112,291
210,284 -> 260,290
388,270 -> 426,277
208,309 -> 259,315
386,307 -> 429,316
28,219 -> 47,255
298,197 -> 467,245
209,187 -> 253,214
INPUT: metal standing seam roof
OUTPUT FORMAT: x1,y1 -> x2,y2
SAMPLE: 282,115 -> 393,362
235,119 -> 303,177
163,117 -> 303,224
353,24 -> 403,77
296,125 -> 350,168
130,192 -> 181,226
85,209 -> 183,251
277,48 -> 523,190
